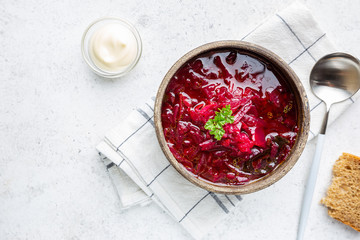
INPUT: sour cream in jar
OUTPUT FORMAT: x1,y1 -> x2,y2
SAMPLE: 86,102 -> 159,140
81,18 -> 142,78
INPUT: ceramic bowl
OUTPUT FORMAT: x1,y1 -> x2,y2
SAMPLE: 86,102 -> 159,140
154,41 -> 310,194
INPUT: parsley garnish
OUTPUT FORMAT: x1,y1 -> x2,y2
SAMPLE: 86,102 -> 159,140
204,105 -> 234,140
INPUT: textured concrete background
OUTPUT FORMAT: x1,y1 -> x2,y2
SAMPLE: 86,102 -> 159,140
1,0 -> 360,239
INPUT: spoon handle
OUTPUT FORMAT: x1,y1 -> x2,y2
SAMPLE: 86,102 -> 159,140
297,133 -> 326,240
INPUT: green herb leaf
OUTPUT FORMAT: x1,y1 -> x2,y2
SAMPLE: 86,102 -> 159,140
204,105 -> 234,141
204,119 -> 215,130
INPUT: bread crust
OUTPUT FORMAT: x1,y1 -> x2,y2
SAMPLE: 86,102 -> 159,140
321,152 -> 360,232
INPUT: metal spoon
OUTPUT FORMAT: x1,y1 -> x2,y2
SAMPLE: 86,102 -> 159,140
297,53 -> 360,240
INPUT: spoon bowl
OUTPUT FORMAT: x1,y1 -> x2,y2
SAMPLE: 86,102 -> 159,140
310,53 -> 360,106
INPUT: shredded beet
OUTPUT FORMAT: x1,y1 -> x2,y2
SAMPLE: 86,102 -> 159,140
161,50 -> 298,185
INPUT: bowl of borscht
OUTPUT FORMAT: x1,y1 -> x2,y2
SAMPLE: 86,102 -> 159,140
154,41 -> 310,194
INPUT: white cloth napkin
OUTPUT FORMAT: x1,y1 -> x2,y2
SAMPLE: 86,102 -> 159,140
96,2 -> 359,239
97,98 -> 242,240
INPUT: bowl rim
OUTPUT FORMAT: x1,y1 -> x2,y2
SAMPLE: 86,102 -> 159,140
154,40 -> 310,194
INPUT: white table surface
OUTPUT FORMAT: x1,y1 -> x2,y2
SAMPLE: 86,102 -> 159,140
1,0 -> 360,239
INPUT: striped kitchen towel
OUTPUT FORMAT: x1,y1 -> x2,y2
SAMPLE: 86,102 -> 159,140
97,99 -> 242,240
96,2 -> 359,239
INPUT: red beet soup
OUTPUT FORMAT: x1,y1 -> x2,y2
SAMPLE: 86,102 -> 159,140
161,49 -> 298,185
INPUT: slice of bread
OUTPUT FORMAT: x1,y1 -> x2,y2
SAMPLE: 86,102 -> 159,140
321,153 -> 360,232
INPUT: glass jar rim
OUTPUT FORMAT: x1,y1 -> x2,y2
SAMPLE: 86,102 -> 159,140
81,17 -> 142,78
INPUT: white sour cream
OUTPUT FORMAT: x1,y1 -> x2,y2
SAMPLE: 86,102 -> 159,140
89,23 -> 138,72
